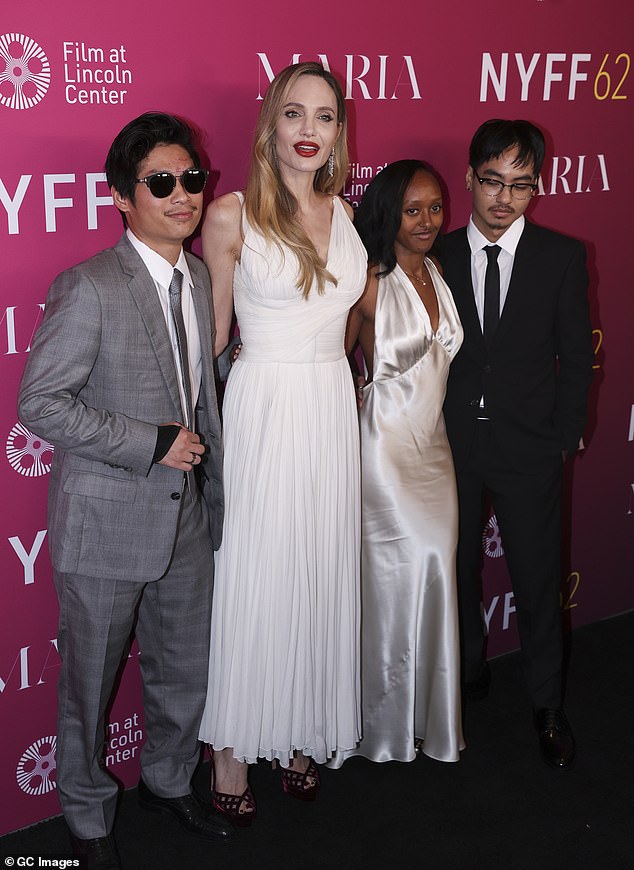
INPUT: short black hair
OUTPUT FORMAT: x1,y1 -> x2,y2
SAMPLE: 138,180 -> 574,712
105,112 -> 201,204
468,119 -> 545,177
354,160 -> 438,275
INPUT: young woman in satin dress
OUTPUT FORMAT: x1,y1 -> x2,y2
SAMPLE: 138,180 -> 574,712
334,160 -> 465,766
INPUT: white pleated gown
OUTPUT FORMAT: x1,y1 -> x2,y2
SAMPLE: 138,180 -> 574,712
331,261 -> 465,766
199,195 -> 367,765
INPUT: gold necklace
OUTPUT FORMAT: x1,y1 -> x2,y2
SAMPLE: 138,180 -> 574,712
401,266 -> 427,286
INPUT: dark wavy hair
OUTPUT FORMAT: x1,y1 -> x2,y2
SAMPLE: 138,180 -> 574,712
354,159 -> 438,275
469,119 -> 545,177
105,112 -> 201,203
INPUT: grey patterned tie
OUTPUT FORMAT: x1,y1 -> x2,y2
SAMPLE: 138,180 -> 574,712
483,245 -> 501,348
168,268 -> 194,429
169,268 -> 195,492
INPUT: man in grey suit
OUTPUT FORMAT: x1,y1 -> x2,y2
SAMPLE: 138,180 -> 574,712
19,113 -> 232,869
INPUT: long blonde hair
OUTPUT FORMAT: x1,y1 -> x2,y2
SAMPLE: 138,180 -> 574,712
245,62 -> 349,298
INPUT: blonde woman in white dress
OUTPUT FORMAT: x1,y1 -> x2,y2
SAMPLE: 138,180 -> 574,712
198,62 -> 367,824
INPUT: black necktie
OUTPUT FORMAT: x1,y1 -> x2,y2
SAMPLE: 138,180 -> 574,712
168,268 -> 194,430
483,245 -> 501,348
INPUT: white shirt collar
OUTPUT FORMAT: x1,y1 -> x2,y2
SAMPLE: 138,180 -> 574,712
466,214 -> 525,258
126,228 -> 193,290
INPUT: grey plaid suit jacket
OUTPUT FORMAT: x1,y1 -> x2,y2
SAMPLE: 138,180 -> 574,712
18,234 -> 224,581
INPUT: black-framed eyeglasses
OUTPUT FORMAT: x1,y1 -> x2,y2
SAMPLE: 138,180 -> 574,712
135,169 -> 209,199
475,175 -> 538,200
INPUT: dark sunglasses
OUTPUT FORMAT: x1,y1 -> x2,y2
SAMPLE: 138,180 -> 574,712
135,168 -> 209,198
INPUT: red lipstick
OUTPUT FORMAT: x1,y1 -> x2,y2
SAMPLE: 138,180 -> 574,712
293,141 -> 319,157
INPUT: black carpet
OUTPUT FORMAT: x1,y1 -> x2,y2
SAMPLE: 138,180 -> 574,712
3,611 -> 633,870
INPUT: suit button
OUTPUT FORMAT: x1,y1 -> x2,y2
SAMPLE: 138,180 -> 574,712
483,364 -> 492,373
170,492 -> 181,500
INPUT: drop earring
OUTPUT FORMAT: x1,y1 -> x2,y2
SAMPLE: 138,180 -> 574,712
328,149 -> 335,178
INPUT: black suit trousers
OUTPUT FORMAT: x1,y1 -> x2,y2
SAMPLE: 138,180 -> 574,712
456,420 -> 563,710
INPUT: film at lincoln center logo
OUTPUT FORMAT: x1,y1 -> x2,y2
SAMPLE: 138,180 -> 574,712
0,33 -> 51,110
16,736 -> 57,796
7,421 -> 54,477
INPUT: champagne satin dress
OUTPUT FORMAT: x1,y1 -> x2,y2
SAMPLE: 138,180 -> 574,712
334,259 -> 465,765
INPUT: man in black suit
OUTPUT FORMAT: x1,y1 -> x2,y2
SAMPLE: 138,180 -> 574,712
442,119 -> 593,768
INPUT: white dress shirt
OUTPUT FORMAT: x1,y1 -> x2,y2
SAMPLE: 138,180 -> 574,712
467,214 -> 525,330
466,215 -> 526,413
126,229 -> 202,424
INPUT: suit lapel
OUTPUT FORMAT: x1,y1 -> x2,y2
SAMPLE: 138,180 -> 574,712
189,267 -> 215,415
496,221 -> 535,338
188,260 -> 224,457
114,236 -> 183,416
452,230 -> 486,354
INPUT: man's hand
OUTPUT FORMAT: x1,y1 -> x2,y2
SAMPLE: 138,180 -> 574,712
158,424 -> 205,471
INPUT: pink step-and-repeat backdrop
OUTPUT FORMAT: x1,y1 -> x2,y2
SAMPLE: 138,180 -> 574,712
1,0 -> 632,835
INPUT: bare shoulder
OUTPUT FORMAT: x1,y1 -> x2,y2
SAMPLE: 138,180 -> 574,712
202,192 -> 243,258
203,192 -> 242,232
428,254 -> 443,276
205,193 -> 242,223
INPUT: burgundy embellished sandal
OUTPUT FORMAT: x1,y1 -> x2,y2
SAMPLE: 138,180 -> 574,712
210,749 -> 256,827
211,784 -> 257,827
280,758 -> 321,802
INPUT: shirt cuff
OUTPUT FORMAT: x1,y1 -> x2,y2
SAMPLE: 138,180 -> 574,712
153,425 -> 181,463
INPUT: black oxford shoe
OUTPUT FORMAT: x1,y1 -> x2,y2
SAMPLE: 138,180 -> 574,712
138,778 -> 232,843
70,833 -> 122,870
534,708 -> 576,769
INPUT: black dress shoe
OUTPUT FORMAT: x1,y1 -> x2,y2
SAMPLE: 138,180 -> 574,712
70,833 -> 122,870
534,708 -> 576,769
463,661 -> 491,701
138,778 -> 232,842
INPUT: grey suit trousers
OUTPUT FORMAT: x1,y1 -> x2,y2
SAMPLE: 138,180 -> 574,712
53,488 -> 213,839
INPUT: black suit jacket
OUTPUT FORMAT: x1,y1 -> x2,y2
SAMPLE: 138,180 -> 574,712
441,221 -> 593,472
